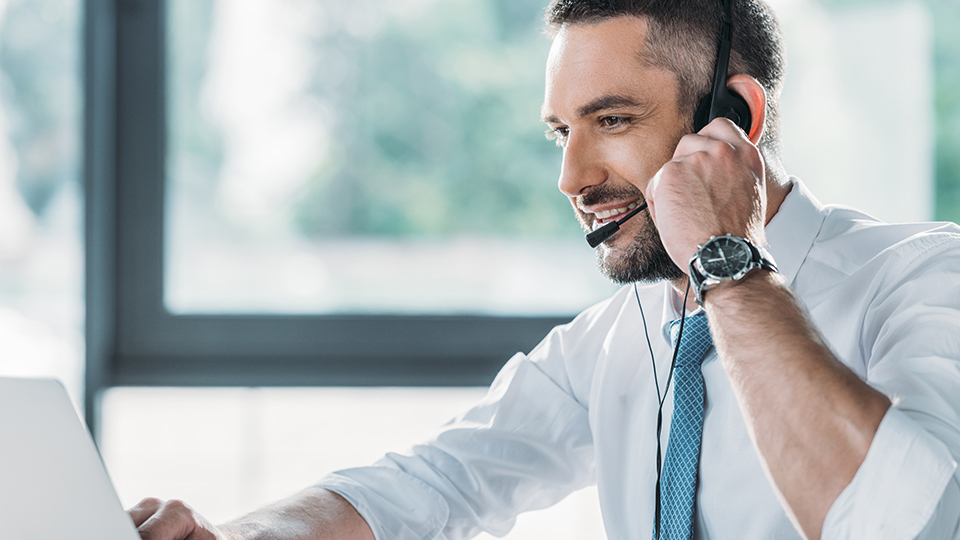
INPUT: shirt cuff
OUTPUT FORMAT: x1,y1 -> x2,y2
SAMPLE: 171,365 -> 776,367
318,466 -> 450,540
822,406 -> 958,539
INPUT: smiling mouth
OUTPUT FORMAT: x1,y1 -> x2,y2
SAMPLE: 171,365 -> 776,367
591,200 -> 642,228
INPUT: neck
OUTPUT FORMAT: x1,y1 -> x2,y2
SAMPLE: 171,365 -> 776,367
763,157 -> 791,225
670,276 -> 699,313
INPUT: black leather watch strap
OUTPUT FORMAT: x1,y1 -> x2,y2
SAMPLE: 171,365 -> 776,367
689,235 -> 777,305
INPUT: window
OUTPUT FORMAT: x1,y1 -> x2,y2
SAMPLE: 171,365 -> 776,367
165,0 -> 616,317
99,387 -> 606,540
87,0 -> 603,428
0,0 -> 82,404
86,0 -> 958,537
86,0 -> 956,429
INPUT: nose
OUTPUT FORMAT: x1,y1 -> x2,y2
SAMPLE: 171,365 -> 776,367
557,132 -> 606,198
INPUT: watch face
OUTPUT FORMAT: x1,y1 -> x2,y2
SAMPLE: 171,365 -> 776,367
699,236 -> 752,279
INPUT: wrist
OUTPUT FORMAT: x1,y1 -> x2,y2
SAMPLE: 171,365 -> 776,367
699,265 -> 777,305
688,234 -> 777,305
218,522 -> 259,540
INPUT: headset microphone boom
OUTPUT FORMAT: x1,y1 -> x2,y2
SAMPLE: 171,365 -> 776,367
583,0 -> 750,248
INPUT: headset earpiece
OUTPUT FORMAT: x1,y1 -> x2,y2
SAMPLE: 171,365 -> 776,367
693,88 -> 751,133
694,0 -> 752,135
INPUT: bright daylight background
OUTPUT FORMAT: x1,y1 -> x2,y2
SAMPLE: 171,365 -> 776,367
0,0 -> 955,538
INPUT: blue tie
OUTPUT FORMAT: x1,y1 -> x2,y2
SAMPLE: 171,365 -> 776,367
655,311 -> 713,540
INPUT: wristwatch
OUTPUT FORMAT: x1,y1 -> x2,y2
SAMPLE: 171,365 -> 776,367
689,234 -> 778,305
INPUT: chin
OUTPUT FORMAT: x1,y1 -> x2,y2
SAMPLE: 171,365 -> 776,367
596,228 -> 684,285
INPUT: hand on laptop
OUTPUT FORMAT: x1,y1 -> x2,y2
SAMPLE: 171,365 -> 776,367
127,487 -> 374,539
128,497 -> 228,540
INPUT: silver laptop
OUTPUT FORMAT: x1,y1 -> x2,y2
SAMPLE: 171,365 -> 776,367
0,377 -> 140,540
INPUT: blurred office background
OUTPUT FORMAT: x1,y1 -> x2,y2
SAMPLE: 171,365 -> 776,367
0,0 -> 955,537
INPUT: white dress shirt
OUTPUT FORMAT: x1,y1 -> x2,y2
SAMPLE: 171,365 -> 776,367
320,179 -> 960,539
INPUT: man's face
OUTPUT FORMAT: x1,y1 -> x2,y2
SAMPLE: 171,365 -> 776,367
542,17 -> 688,283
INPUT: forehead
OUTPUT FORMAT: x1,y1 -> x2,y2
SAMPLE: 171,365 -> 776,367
543,16 -> 678,119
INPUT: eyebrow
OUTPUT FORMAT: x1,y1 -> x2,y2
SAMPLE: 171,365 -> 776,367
541,94 -> 650,124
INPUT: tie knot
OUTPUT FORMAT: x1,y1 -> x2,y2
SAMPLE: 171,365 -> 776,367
669,311 -> 713,367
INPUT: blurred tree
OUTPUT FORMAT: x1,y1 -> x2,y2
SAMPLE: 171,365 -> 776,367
816,0 -> 960,224
170,0 -> 959,242
291,0 -> 572,238
167,0 -> 224,224
0,0 -> 79,217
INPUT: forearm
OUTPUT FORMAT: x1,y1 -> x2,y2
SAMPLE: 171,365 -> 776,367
219,488 -> 374,540
703,270 -> 891,540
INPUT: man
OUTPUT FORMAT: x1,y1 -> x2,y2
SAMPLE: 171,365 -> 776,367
131,1 -> 960,539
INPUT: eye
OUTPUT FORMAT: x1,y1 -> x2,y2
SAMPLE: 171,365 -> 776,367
545,126 -> 569,147
600,116 -> 629,129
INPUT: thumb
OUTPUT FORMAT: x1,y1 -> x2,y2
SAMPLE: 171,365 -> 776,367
644,169 -> 662,225
129,497 -> 164,528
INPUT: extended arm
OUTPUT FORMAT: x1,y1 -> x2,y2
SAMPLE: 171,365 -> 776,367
130,344 -> 597,540
130,487 -> 374,540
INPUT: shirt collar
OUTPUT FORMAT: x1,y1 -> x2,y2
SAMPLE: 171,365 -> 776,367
764,177 -> 827,286
660,288 -> 703,344
658,176 -> 826,343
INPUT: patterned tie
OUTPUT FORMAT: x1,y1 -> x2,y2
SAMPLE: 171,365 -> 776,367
655,311 -> 713,540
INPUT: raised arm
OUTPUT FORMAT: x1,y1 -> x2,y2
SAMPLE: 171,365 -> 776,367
645,115 -> 891,539
702,269 -> 890,539
129,487 -> 374,540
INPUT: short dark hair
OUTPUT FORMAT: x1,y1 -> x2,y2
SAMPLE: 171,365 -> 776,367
545,0 -> 786,160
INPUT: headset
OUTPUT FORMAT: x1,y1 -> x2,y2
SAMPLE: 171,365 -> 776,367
584,0 -> 752,248
644,0 -> 746,536
579,0 -> 749,531
695,0 -> 752,134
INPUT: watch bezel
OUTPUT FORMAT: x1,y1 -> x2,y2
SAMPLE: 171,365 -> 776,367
694,234 -> 755,282
689,234 -> 777,305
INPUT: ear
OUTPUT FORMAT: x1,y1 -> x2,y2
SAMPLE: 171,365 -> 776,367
726,74 -> 766,144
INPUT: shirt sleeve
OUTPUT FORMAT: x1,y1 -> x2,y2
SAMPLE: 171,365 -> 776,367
316,349 -> 596,540
821,407 -> 958,539
822,232 -> 960,539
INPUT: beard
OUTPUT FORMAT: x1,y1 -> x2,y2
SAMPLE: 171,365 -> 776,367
576,184 -> 684,284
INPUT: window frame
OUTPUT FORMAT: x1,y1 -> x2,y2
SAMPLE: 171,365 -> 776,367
84,0 -> 571,433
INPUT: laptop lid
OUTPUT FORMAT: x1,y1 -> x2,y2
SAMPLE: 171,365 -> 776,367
0,377 -> 141,540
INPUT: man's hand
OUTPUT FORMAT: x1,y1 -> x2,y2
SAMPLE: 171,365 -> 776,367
129,498 -> 227,540
128,488 -> 374,540
645,119 -> 891,540
644,117 -> 768,271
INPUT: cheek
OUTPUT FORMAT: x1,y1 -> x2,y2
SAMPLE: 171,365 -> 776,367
602,135 -> 677,190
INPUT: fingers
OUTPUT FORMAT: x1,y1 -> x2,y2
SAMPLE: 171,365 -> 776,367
644,168 -> 663,223
672,117 -> 764,185
696,116 -> 751,144
675,117 -> 751,159
133,498 -> 221,540
644,116 -> 768,269
129,497 -> 164,527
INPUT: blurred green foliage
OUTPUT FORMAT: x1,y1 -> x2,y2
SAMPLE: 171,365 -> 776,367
166,0 -> 960,242
291,0 -> 572,238
816,0 -> 960,224
0,0 -> 79,216
167,0 -> 224,224
169,0 -> 573,240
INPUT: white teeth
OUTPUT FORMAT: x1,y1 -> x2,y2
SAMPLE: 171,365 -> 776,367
594,201 -> 638,220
